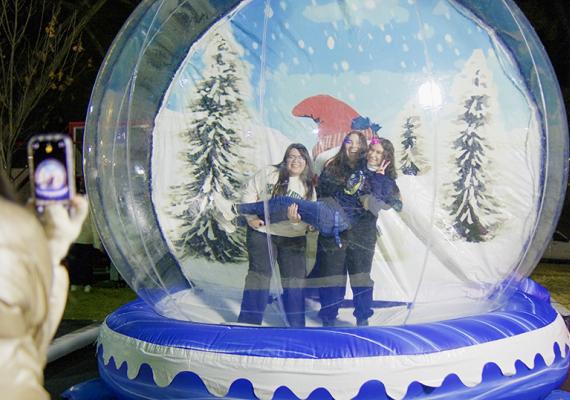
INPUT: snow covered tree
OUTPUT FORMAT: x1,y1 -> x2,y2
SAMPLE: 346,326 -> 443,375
172,30 -> 253,263
446,69 -> 500,242
400,116 -> 422,175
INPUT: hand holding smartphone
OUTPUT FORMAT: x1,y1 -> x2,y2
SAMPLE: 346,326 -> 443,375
28,133 -> 76,213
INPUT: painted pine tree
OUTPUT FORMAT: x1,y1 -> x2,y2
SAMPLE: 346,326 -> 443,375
173,30 -> 253,262
447,69 -> 500,242
400,116 -> 421,175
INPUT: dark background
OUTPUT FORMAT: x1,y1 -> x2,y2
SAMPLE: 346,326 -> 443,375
37,0 -> 570,235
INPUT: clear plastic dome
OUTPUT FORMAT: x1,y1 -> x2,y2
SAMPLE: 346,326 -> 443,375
85,0 -> 568,327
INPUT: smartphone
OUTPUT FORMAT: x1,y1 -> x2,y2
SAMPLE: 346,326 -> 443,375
28,133 -> 75,211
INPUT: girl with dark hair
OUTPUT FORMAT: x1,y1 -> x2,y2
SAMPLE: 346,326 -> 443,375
0,168 -> 87,398
236,138 -> 401,326
270,144 -> 315,200
368,137 -> 397,180
319,137 -> 399,327
314,131 -> 368,327
237,143 -> 316,327
317,131 -> 368,198
237,138 -> 401,241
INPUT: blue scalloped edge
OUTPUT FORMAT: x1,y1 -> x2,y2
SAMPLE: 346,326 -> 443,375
97,342 -> 570,400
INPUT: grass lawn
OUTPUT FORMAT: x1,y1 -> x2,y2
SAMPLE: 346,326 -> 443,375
63,285 -> 137,321
61,262 -> 570,321
532,262 -> 570,310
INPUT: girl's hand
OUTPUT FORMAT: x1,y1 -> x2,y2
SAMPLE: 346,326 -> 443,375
377,159 -> 391,175
247,218 -> 265,229
41,195 -> 89,266
287,203 -> 302,223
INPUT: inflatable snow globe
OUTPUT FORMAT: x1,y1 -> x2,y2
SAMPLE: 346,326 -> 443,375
85,0 -> 570,398
86,0 -> 568,326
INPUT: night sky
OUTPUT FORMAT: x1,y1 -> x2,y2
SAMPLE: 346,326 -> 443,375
46,0 -> 570,131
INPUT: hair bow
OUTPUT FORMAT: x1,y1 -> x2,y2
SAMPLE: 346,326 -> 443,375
351,116 -> 382,135
370,136 -> 380,145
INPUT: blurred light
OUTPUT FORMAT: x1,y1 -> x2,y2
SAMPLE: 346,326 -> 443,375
418,80 -> 443,109
134,165 -> 146,175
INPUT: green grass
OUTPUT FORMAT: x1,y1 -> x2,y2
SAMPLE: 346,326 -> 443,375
63,286 -> 137,321
532,263 -> 570,310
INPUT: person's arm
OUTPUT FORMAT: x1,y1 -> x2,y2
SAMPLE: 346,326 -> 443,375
0,198 -> 86,400
362,174 -> 402,215
306,186 -> 318,231
241,167 -> 272,229
241,170 -> 263,204
37,197 -> 88,345
40,196 -> 88,267
0,239 -> 52,400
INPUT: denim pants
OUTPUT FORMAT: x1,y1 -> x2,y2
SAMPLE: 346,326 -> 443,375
238,196 -> 350,237
238,228 -> 307,327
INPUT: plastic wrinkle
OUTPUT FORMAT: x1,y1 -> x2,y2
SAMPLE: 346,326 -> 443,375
99,313 -> 570,400
101,285 -> 558,360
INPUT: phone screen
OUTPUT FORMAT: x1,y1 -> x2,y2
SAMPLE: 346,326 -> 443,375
30,136 -> 72,203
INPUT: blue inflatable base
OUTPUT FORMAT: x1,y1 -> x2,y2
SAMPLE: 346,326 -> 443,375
93,279 -> 569,399
95,349 -> 569,399
64,360 -> 570,400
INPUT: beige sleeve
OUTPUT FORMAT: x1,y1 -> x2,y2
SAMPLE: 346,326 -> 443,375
241,167 -> 278,223
0,252 -> 42,338
241,170 -> 263,203
0,378 -> 50,400
0,252 -> 51,400
37,264 -> 69,357
241,174 -> 260,223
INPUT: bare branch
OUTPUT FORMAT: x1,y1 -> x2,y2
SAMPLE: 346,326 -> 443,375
0,0 -> 110,175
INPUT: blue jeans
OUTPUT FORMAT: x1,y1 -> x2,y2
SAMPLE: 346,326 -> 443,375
238,197 -> 350,244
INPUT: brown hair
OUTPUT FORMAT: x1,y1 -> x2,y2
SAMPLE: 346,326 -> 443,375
371,137 -> 397,180
272,143 -> 315,200
324,131 -> 367,182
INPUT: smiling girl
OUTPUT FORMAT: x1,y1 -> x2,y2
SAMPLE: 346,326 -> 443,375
237,144 -> 316,327
236,138 -> 401,240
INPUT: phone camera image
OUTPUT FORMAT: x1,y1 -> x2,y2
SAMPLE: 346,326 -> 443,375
35,158 -> 68,199
31,137 -> 71,202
